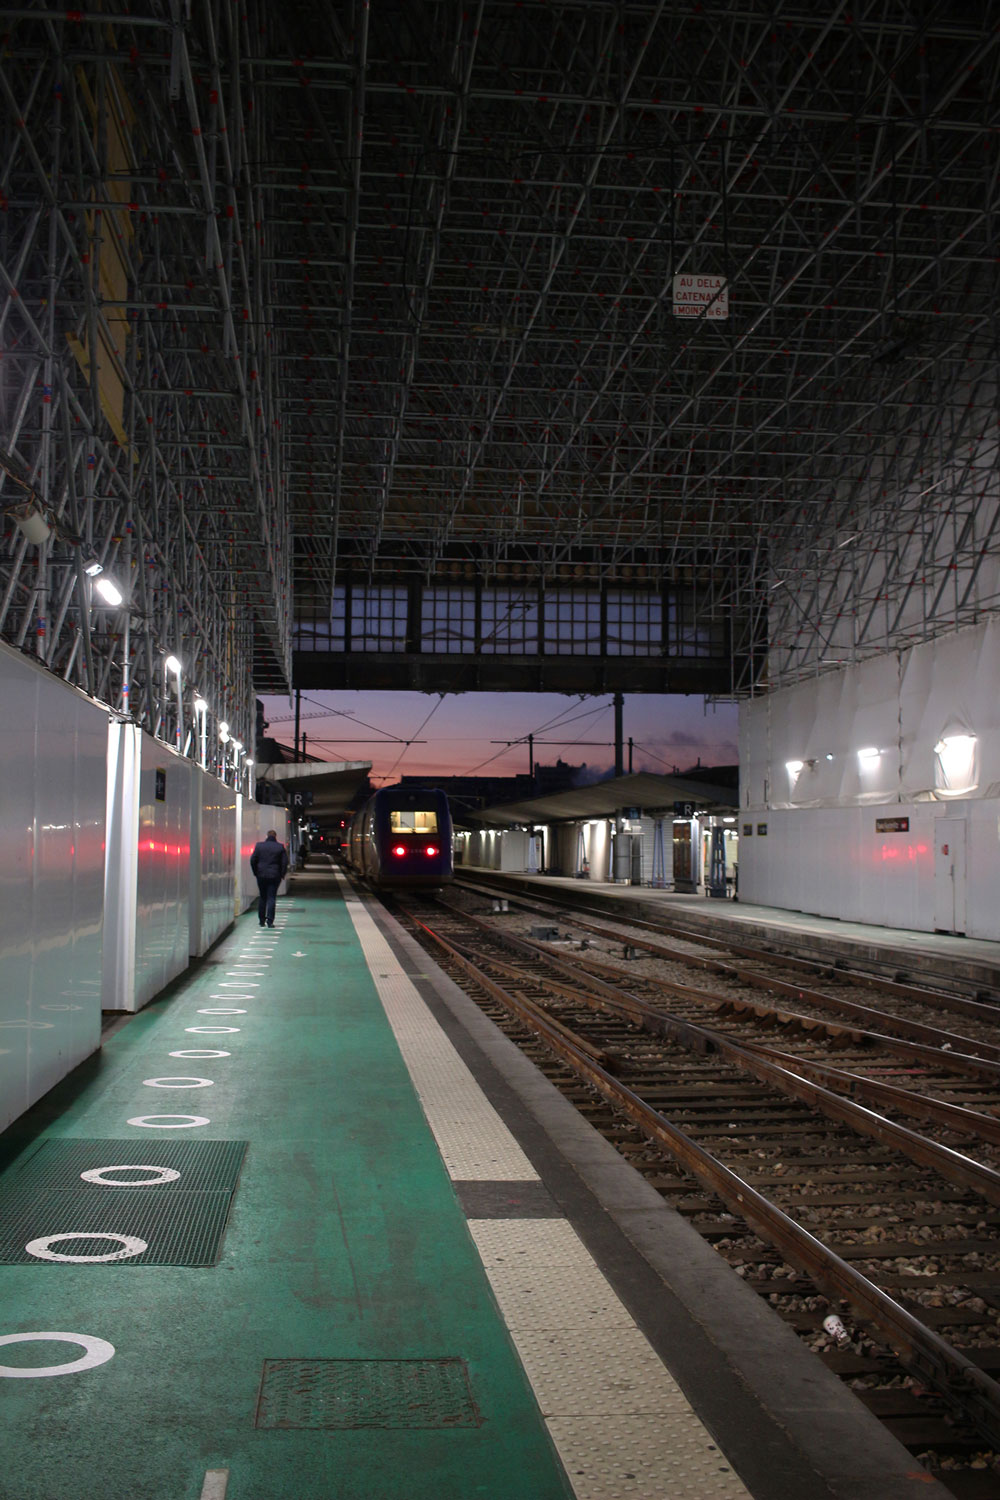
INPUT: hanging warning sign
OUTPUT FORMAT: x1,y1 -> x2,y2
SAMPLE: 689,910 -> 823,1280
672,273 -> 728,319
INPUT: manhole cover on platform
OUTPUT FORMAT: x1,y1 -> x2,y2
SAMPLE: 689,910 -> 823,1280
254,1358 -> 482,1429
0,1139 -> 248,1266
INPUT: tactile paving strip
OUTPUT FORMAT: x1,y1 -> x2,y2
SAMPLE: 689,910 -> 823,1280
545,1414 -> 751,1500
254,1358 -> 482,1429
468,1220 -> 754,1499
342,892 -> 539,1180
0,1139 -> 247,1265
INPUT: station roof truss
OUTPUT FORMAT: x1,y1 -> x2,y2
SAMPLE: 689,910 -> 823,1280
1,1 -> 997,723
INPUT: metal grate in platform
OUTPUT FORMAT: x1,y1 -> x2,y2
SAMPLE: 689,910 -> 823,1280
2,1138 -> 247,1193
0,1139 -> 248,1266
0,1189 -> 236,1265
254,1358 -> 482,1430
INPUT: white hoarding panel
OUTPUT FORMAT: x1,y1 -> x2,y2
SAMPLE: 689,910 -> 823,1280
134,736 -> 192,1009
240,804 -> 290,912
103,720 -> 140,1011
0,641 -> 105,1130
198,774 -> 238,953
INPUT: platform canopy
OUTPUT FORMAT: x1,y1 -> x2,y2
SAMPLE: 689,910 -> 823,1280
474,772 -> 738,827
254,760 -> 371,822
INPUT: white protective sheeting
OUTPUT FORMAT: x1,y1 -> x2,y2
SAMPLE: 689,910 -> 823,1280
738,619 -> 1000,937
0,642 -> 105,1130
742,619 -> 1000,811
134,735 -> 193,1009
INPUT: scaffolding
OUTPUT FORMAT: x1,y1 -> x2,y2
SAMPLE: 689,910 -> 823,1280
1,2 -> 997,723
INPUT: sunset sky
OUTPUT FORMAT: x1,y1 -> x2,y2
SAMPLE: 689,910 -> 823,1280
260,690 -> 739,785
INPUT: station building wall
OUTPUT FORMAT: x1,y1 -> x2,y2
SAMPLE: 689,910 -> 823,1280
739,619 -> 1000,937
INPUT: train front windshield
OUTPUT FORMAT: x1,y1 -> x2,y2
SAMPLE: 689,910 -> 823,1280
390,809 -> 439,833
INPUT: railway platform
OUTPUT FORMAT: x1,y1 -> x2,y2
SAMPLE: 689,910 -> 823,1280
0,867 -> 951,1500
458,867 -> 1000,995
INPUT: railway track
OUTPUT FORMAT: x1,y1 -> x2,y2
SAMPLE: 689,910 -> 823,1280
390,888 -> 1000,1495
454,873 -> 1000,1006
455,878 -> 1000,1150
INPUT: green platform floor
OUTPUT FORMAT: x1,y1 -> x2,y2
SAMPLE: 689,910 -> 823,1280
0,880 -> 573,1500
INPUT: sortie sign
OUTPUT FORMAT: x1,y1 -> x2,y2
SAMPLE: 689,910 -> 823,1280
672,273 -> 728,319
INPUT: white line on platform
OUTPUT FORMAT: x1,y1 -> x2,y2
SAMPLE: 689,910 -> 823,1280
199,1469 -> 229,1500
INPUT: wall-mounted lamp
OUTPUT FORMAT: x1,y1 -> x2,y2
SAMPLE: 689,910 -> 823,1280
857,747 -> 881,766
10,501 -> 51,544
786,759 -> 804,775
825,753 -> 834,762
934,734 -> 976,754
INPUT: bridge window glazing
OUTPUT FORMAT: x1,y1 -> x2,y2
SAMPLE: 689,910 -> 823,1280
422,587 -> 476,653
481,589 -> 538,654
606,591 -> 661,655
352,586 -> 407,651
544,591 -> 601,655
668,592 -> 726,658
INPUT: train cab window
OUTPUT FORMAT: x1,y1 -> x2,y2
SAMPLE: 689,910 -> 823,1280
390,809 -> 438,834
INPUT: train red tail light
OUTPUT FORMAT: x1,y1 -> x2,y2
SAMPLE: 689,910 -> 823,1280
425,845 -> 438,857
391,844 -> 407,857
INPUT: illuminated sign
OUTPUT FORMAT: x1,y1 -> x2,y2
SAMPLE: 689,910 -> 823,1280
875,816 -> 909,832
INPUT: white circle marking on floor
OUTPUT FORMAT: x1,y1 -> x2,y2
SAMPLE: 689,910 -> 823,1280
79,1165 -> 181,1187
25,1233 -> 148,1263
142,1077 -> 214,1089
127,1114 -> 211,1129
0,1332 -> 115,1378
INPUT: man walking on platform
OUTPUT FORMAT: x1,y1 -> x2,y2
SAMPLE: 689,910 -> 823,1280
250,829 -> 289,928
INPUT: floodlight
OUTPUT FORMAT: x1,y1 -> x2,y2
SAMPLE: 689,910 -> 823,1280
164,654 -> 182,676
82,558 -> 103,577
193,695 -> 208,714
94,577 -> 123,607
857,747 -> 880,765
785,759 -> 804,774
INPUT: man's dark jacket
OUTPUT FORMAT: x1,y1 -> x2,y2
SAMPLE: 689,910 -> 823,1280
251,836 -> 289,882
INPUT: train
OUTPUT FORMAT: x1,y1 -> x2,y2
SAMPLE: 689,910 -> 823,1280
347,786 -> 454,887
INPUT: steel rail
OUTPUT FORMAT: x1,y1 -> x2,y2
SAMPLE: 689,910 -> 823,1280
404,906 -> 1000,1450
423,908 -> 1000,1207
454,875 -> 1000,1000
